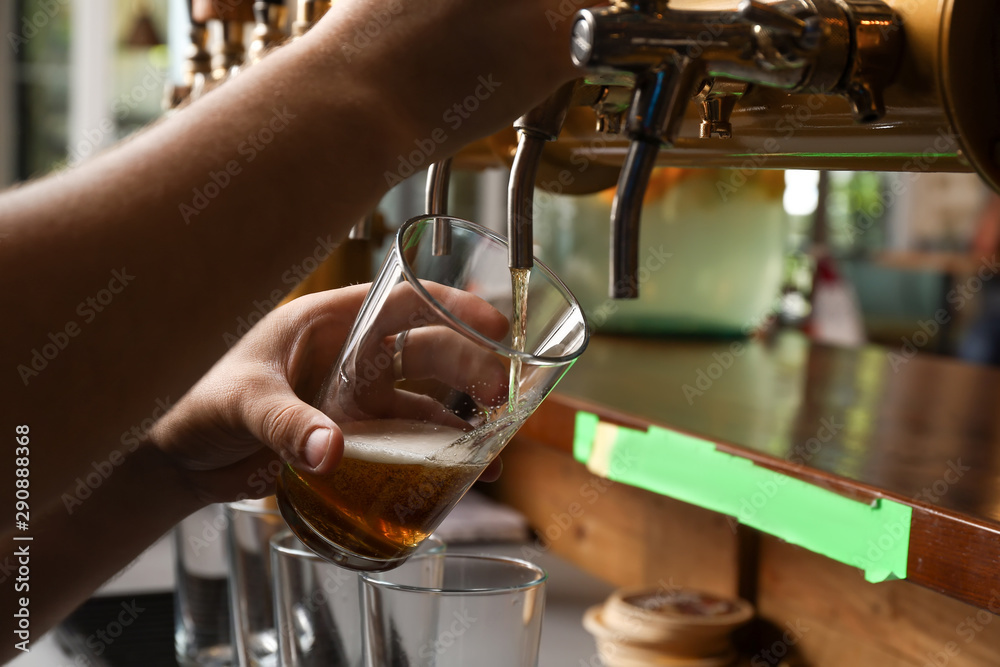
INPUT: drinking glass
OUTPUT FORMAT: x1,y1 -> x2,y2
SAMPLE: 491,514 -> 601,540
175,504 -> 234,667
227,498 -> 287,667
271,531 -> 444,666
361,553 -> 547,667
276,214 -> 589,571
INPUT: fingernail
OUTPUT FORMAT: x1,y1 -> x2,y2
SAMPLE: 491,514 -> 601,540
304,428 -> 331,469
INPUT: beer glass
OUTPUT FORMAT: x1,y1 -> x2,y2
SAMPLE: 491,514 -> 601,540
277,215 -> 589,571
361,553 -> 547,667
271,531 -> 445,666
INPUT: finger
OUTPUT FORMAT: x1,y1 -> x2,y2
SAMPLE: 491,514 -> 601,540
243,284 -> 372,398
235,371 -> 345,475
386,389 -> 473,430
350,281 -> 510,401
373,281 -> 510,342
400,326 -> 509,407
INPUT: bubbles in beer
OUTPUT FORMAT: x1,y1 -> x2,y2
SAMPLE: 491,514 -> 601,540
280,419 -> 488,565
509,267 -> 530,409
340,419 -> 465,464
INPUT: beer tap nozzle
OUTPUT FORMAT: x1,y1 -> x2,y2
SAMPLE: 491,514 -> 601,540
507,82 -> 577,271
610,61 -> 701,299
426,159 -> 454,256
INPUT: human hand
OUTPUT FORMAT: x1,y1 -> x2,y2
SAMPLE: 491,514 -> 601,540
149,284 -> 507,504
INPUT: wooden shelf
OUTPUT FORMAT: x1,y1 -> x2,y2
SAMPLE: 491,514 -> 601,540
517,332 -> 1000,612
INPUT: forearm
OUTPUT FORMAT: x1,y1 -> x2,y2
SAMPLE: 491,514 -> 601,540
0,2 -> 580,639
1,22 -> 416,502
1,0 -> 578,504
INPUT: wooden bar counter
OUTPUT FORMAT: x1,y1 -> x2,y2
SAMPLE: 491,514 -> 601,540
489,332 -> 1000,666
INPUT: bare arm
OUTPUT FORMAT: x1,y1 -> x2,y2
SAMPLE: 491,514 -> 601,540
0,0 -> 579,651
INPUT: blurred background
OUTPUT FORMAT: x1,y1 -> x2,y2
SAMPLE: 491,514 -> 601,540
3,0 -> 997,364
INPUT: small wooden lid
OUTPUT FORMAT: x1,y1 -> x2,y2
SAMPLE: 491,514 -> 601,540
583,587 -> 753,663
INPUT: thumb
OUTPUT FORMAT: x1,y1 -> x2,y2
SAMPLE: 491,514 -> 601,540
240,382 -> 344,475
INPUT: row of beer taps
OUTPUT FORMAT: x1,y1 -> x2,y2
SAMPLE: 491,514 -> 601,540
173,0 -> 905,299
449,0 -> 902,298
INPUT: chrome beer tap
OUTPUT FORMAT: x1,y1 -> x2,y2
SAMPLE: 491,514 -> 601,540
507,82 -> 577,271
570,0 -> 903,297
184,20 -> 213,102
248,0 -> 288,65
292,0 -> 331,38
213,19 -> 247,82
426,159 -> 453,255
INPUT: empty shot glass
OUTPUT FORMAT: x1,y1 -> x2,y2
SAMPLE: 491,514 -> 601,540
227,497 -> 287,667
271,531 -> 444,667
175,504 -> 234,667
276,215 -> 589,572
361,553 -> 547,667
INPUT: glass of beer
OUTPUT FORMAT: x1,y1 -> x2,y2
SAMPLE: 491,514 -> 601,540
276,215 -> 589,572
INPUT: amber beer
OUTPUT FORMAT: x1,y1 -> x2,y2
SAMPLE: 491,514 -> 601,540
278,419 -> 486,567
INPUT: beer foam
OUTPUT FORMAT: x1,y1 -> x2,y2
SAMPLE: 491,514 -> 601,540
339,419 -> 468,466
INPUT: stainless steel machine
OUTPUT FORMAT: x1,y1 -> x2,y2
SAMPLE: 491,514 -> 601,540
498,0 -> 1000,297
172,0 -> 1000,298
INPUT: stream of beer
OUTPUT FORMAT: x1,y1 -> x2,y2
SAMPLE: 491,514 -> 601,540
509,267 -> 530,409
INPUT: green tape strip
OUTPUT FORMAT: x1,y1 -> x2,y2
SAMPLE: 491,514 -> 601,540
573,411 -> 599,464
573,412 -> 911,583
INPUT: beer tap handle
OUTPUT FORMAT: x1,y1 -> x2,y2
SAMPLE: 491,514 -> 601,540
213,20 -> 247,81
249,0 -> 288,65
293,0 -> 331,38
